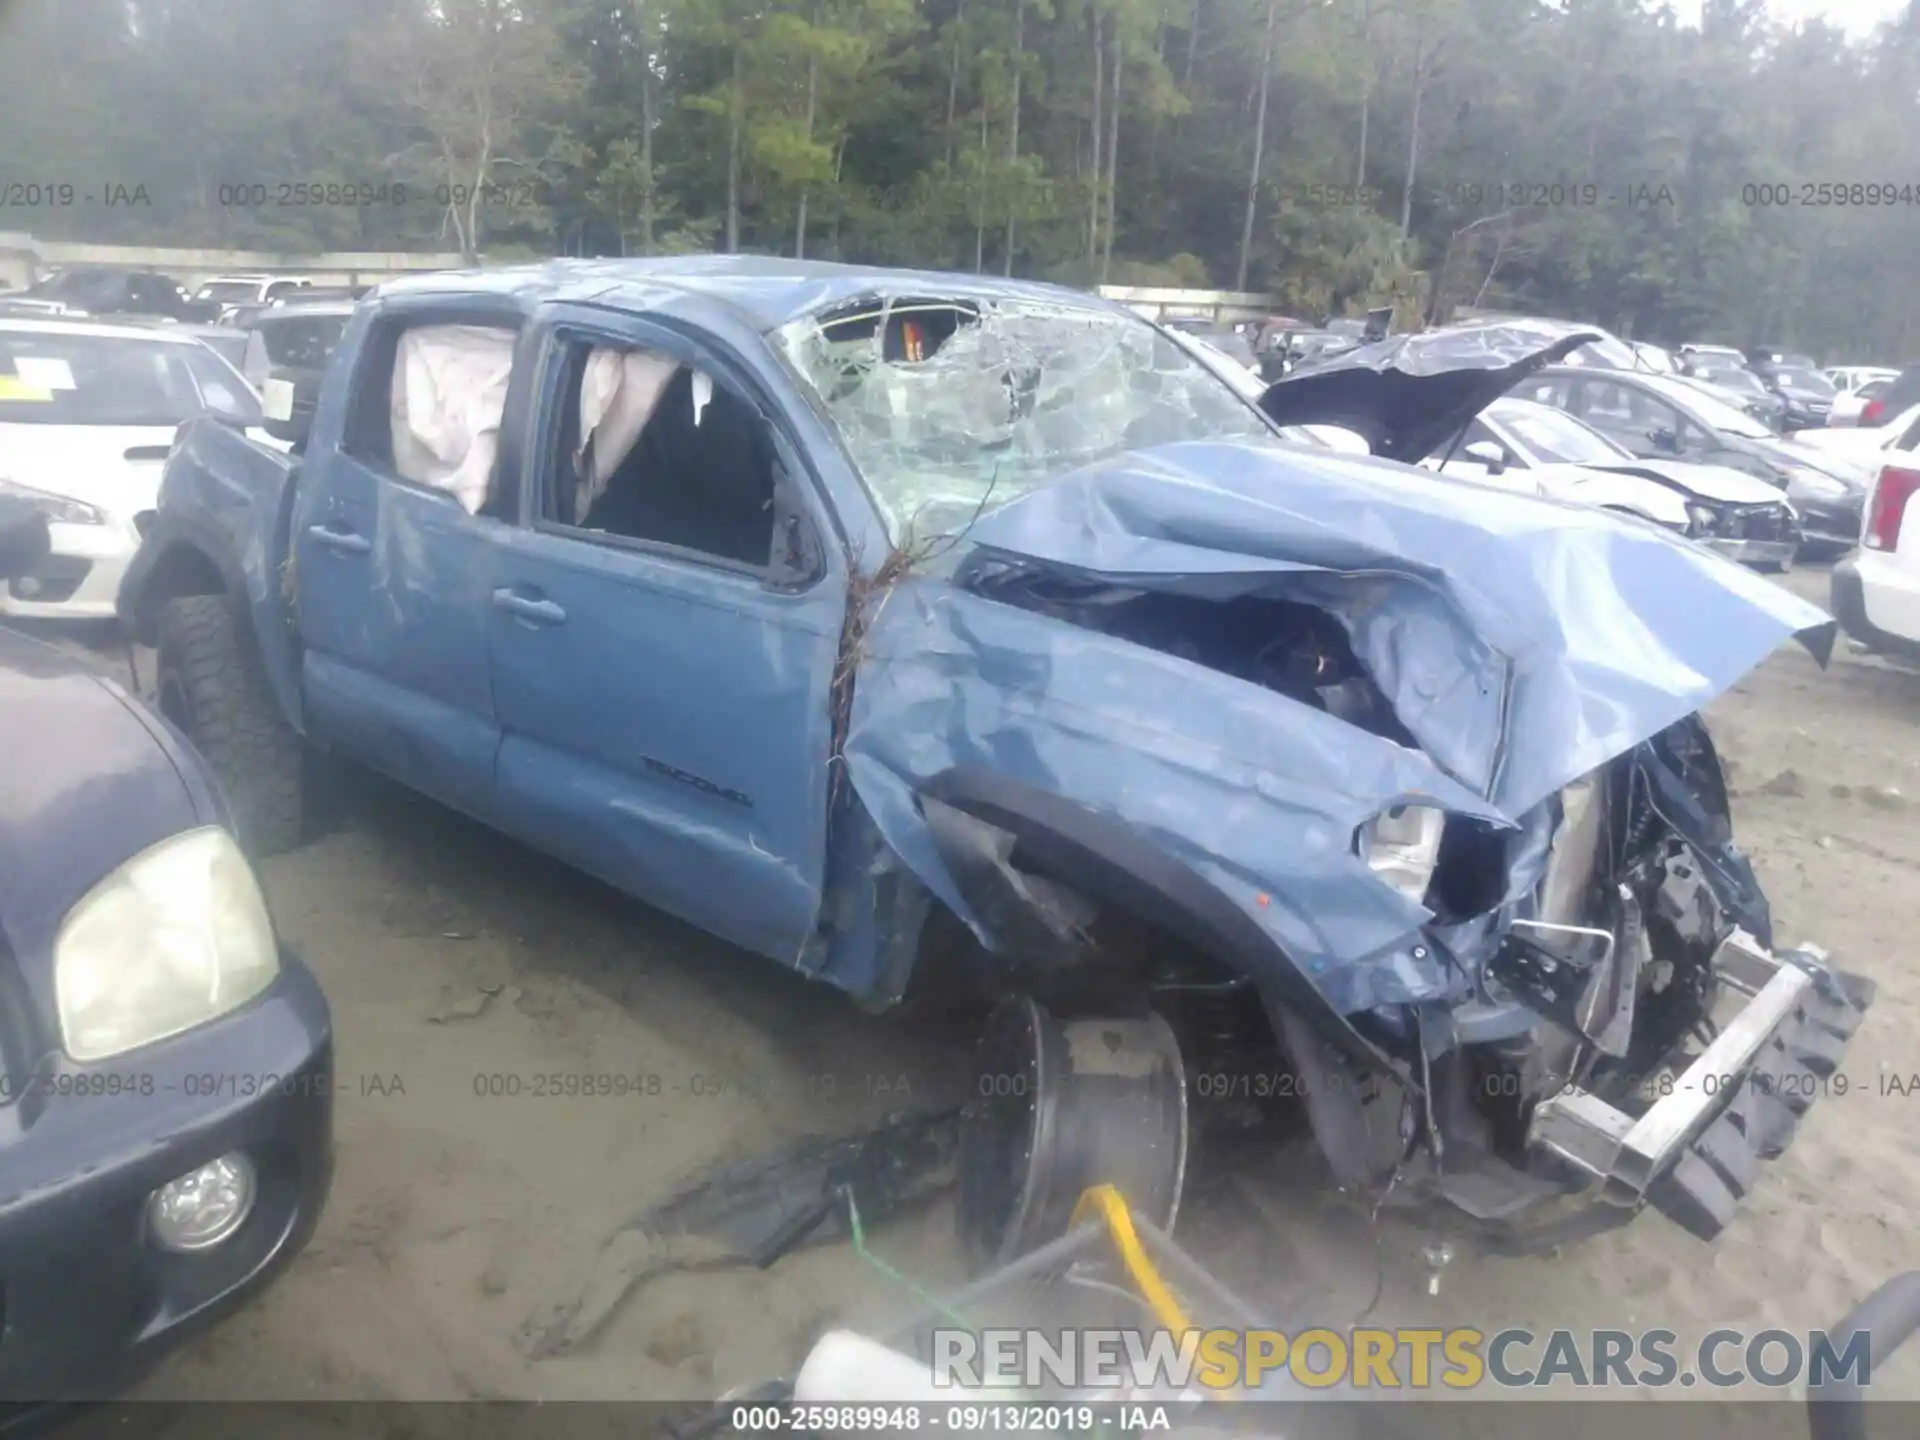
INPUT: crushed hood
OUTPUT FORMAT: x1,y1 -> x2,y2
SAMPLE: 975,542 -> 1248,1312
1258,320 -> 1602,463
844,437 -> 1832,1015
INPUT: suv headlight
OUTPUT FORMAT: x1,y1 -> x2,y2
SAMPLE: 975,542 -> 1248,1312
0,477 -> 104,526
55,827 -> 279,1062
1356,804 -> 1446,902
1686,502 -> 1718,535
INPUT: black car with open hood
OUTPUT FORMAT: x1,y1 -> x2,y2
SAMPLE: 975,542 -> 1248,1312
1258,317 -> 1603,463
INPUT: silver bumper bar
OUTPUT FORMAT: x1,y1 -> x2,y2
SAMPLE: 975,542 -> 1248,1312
1528,930 -> 1875,1238
1704,536 -> 1798,568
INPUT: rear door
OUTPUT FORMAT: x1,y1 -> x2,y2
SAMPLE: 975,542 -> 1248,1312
486,304 -> 845,963
288,298 -> 526,819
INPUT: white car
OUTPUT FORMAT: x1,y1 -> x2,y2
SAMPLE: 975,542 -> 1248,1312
190,274 -> 315,320
1827,373 -> 1901,427
1429,396 -> 1800,567
1789,402 -> 1920,461
1826,365 -> 1899,396
1832,408 -> 1920,660
1679,342 -> 1749,368
0,318 -> 263,620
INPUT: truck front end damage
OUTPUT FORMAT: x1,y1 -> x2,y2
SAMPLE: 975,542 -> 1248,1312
837,435 -> 1864,1247
773,293 -> 1866,1250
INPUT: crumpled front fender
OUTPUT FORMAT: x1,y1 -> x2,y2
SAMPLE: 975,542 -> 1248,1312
842,438 -> 1834,1021
843,574 -> 1510,1017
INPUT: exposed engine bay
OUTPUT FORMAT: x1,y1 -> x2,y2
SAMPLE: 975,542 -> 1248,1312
962,559 -> 1416,746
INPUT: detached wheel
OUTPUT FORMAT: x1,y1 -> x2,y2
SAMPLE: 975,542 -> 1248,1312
155,595 -> 305,856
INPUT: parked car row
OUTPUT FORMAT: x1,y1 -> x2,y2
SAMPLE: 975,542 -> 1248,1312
1501,360 -> 1869,552
1427,395 -> 1799,568
0,265 -> 370,327
0,295 -> 362,624
0,271 -> 366,1404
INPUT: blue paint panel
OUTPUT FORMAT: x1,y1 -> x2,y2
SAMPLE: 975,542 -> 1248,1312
300,649 -> 500,821
290,452 -> 507,816
488,525 -> 843,964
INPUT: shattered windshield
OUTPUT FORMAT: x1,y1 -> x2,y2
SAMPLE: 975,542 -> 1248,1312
774,297 -> 1276,540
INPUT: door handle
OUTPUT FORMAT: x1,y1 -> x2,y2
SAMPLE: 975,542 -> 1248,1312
491,588 -> 567,626
307,523 -> 371,555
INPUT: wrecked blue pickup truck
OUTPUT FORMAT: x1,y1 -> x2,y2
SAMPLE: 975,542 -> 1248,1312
118,259 -> 1871,1254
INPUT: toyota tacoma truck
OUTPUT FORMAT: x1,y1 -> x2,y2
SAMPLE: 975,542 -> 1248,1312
118,261 -> 1871,1254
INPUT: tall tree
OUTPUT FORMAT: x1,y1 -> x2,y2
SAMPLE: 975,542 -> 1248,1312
1236,0 -> 1279,290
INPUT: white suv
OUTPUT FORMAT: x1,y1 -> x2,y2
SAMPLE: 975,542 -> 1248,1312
1831,408 -> 1920,660
190,274 -> 313,319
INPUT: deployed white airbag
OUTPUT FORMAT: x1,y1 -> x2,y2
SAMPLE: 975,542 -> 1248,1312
391,324 -> 517,514
577,346 -> 678,519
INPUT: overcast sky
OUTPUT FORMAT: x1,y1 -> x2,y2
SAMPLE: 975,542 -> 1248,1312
1667,0 -> 1911,34
1770,0 -> 1908,29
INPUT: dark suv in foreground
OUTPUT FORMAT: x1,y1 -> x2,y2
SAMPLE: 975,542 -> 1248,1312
0,500 -> 332,1407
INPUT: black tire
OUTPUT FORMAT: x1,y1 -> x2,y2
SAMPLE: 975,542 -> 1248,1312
155,594 -> 305,856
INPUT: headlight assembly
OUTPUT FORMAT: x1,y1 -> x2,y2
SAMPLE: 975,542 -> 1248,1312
1785,466 -> 1847,499
1356,804 -> 1446,903
55,827 -> 280,1062
0,477 -> 104,526
1685,502 -> 1719,535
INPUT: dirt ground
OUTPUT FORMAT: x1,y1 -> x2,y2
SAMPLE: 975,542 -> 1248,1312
42,562 -> 1920,1409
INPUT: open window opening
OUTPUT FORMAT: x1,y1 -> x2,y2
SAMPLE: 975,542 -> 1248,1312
543,340 -> 780,571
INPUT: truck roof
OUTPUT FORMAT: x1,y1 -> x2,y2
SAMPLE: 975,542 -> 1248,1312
376,254 -> 1117,333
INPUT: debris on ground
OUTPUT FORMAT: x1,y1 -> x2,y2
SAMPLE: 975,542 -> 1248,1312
1759,768 -> 1806,797
518,1108 -> 960,1360
426,982 -> 519,1024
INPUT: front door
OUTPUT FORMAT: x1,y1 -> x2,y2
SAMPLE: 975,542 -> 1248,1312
487,306 -> 845,963
289,302 -> 521,820
1573,377 -> 1685,457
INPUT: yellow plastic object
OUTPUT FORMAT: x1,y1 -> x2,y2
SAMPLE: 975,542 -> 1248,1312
1070,1183 -> 1194,1335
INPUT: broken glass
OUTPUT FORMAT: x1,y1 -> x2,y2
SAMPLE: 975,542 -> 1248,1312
774,297 -> 1275,542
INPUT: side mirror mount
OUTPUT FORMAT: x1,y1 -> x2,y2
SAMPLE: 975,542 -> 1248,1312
1650,426 -> 1682,454
767,464 -> 825,592
1462,439 -> 1508,474
0,498 -> 52,582
261,368 -> 320,451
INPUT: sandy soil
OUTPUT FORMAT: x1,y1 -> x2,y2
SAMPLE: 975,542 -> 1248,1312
51,565 -> 1920,1410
